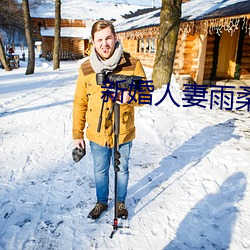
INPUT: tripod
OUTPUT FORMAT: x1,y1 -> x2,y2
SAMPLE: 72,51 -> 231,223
110,102 -> 121,238
97,97 -> 125,238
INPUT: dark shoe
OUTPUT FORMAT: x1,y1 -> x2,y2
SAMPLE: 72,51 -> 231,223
117,202 -> 128,219
87,202 -> 108,220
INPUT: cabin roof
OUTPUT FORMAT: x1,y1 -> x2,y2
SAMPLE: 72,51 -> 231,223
115,8 -> 160,33
182,0 -> 250,21
40,27 -> 91,39
115,0 -> 250,33
30,0 -> 151,20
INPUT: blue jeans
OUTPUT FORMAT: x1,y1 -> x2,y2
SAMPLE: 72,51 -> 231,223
90,141 -> 132,205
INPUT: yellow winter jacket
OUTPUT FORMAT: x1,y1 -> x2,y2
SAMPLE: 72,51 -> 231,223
72,52 -> 147,148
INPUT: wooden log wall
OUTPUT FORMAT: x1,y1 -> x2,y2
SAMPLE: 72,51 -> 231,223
61,38 -> 74,52
173,34 -> 185,76
120,31 -> 200,78
176,35 -> 199,80
41,37 -> 86,58
240,35 -> 250,79
72,38 -> 88,56
41,37 -> 53,58
32,18 -> 86,29
203,34 -> 215,80
121,38 -> 156,68
135,53 -> 155,68
121,39 -> 137,54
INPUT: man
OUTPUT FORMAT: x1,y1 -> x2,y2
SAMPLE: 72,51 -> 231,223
72,20 -> 147,220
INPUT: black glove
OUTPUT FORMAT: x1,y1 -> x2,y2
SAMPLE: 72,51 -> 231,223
72,146 -> 86,162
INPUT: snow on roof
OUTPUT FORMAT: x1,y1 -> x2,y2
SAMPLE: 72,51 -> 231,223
182,0 -> 250,21
114,8 -> 160,32
40,27 -> 91,39
114,0 -> 250,33
30,0 -> 151,20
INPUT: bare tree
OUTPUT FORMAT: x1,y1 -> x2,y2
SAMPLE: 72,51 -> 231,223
53,0 -> 61,70
0,0 -> 23,71
29,0 -> 47,8
0,37 -> 11,71
0,0 -> 24,37
22,0 -> 35,75
152,0 -> 182,89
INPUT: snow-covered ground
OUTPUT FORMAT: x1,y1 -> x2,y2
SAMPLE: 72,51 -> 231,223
0,50 -> 250,250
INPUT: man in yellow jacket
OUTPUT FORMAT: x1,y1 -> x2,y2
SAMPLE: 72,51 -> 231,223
72,20 -> 147,220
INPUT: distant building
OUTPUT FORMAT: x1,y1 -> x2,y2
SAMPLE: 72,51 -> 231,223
30,0 -> 151,60
31,18 -> 92,60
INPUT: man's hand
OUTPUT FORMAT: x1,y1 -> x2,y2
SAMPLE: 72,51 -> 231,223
74,139 -> 85,149
72,139 -> 86,162
116,90 -> 130,104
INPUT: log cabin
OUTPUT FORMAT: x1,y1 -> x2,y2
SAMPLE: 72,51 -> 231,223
115,0 -> 250,85
30,1 -> 152,61
31,18 -> 92,60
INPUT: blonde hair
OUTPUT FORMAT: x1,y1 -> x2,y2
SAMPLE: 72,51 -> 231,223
91,20 -> 116,40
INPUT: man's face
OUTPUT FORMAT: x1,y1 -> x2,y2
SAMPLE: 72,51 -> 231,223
93,27 -> 117,60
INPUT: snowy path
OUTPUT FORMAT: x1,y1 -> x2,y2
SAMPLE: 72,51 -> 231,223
0,59 -> 250,249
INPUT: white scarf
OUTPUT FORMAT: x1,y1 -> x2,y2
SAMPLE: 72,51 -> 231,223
90,41 -> 123,73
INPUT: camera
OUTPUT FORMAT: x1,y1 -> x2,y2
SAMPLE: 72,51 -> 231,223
72,146 -> 86,162
96,69 -> 143,90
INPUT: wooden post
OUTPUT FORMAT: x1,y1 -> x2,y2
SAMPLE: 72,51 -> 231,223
196,33 -> 207,85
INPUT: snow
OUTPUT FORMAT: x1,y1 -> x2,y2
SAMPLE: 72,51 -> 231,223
114,0 -> 249,32
30,0 -> 152,20
91,0 -> 161,7
0,48 -> 250,249
114,9 -> 160,32
40,27 -> 92,39
182,0 -> 249,21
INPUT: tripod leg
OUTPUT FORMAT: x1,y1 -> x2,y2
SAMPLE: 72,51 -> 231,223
111,102 -> 120,237
97,95 -> 106,133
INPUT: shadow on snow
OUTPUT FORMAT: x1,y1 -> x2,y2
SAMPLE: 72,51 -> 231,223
0,100 -> 73,117
164,172 -> 247,249
128,118 -> 239,213
127,118 -> 243,248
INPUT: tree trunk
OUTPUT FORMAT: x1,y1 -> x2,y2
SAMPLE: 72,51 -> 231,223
22,0 -> 35,75
152,0 -> 182,89
53,0 -> 61,70
0,37 -> 11,71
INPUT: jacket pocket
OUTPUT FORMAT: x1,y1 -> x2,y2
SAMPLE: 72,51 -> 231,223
120,105 -> 135,134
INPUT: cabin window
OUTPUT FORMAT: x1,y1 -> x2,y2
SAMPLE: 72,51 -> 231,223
137,38 -> 156,54
137,39 -> 143,53
150,38 -> 155,53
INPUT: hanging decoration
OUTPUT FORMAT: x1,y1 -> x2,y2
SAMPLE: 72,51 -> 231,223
179,15 -> 250,37
117,26 -> 159,40
242,16 -> 250,36
117,15 -> 250,40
